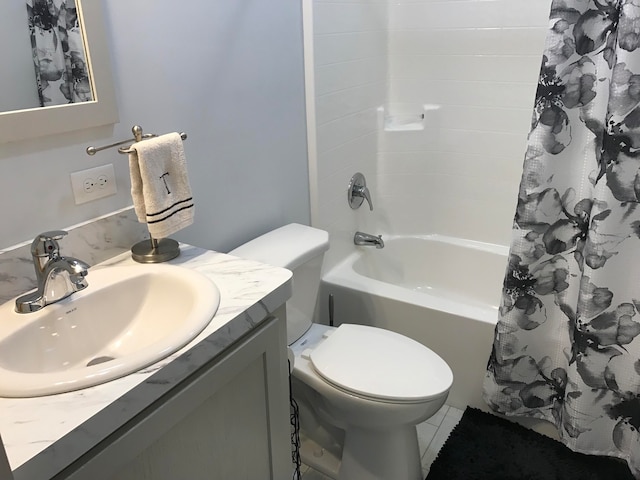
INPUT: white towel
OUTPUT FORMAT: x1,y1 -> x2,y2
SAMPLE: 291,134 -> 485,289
128,132 -> 194,238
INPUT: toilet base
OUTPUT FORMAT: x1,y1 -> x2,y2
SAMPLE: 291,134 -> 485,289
300,433 -> 341,479
299,424 -> 422,480
339,425 -> 422,480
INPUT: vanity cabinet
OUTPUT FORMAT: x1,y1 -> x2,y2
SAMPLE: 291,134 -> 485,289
0,245 -> 293,480
0,434 -> 10,479
58,315 -> 291,480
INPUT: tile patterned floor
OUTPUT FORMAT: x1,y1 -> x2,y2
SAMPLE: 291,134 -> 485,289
299,404 -> 464,479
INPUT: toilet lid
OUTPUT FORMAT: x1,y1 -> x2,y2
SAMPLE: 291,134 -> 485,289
309,324 -> 453,403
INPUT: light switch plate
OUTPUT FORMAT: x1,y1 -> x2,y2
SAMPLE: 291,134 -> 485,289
70,164 -> 117,205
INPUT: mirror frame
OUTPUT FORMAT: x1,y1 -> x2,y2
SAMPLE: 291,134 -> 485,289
0,0 -> 118,144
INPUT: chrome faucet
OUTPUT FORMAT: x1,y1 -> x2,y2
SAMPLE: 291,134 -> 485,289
354,231 -> 384,249
15,231 -> 90,313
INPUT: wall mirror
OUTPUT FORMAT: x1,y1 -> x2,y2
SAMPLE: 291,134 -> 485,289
0,0 -> 118,144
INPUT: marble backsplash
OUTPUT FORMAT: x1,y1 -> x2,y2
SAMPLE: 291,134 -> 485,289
0,207 -> 149,305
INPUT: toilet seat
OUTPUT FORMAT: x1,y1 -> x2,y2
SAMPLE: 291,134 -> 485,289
307,324 -> 453,403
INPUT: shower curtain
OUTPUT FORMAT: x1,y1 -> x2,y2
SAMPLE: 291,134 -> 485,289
483,0 -> 640,476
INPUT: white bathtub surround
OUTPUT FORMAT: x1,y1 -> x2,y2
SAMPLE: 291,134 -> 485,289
308,0 -> 388,271
0,245 -> 291,478
379,0 -> 550,245
320,234 -> 506,410
308,0 -> 552,272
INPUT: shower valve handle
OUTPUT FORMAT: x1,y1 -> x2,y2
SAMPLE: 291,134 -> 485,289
353,184 -> 373,210
348,173 -> 373,211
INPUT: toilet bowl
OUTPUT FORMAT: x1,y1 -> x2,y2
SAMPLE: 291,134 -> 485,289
229,224 -> 453,480
290,323 -> 452,480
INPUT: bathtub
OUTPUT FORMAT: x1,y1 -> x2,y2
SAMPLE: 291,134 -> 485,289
318,234 -> 508,410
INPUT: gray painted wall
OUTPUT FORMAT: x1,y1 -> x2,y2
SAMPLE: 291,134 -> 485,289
0,0 -> 310,252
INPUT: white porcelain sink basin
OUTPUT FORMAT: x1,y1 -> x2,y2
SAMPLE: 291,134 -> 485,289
0,264 -> 220,397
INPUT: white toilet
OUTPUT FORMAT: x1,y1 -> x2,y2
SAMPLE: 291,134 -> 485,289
229,224 -> 453,480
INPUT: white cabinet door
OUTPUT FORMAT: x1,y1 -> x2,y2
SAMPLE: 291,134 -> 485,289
64,315 -> 292,480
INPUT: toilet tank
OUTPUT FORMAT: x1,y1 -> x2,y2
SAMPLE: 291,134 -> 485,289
228,224 -> 329,345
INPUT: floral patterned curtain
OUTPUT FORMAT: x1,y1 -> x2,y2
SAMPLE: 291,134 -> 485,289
27,0 -> 92,107
483,0 -> 640,476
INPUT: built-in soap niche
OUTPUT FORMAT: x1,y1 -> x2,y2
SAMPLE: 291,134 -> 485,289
378,104 -> 441,132
0,207 -> 149,304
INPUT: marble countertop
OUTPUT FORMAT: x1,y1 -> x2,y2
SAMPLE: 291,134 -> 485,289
0,245 -> 292,480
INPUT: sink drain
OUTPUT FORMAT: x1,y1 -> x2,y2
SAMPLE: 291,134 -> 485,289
86,356 -> 115,367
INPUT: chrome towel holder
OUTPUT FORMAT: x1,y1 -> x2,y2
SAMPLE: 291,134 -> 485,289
84,125 -> 189,264
86,125 -> 187,156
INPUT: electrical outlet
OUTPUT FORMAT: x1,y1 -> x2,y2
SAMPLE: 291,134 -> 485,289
96,175 -> 109,188
70,164 -> 117,205
83,178 -> 96,192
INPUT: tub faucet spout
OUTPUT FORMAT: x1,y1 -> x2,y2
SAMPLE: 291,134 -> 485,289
354,231 -> 384,249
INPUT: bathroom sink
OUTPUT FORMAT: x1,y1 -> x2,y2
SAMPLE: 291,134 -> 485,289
0,264 -> 220,397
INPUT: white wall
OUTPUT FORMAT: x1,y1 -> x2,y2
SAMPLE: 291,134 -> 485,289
311,0 -> 388,270
0,0 -> 310,252
380,0 -> 551,245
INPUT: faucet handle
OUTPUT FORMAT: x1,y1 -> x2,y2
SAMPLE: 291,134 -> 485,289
348,172 -> 374,211
31,230 -> 68,258
357,185 -> 373,211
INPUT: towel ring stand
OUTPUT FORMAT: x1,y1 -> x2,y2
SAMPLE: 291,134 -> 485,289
85,125 -> 189,264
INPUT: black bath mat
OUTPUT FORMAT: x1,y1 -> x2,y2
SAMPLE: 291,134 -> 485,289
425,407 -> 635,480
